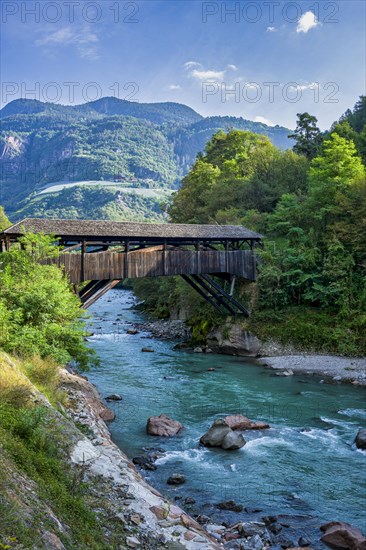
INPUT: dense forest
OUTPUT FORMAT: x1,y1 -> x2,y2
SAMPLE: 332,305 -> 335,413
133,96 -> 366,355
0,97 -> 291,220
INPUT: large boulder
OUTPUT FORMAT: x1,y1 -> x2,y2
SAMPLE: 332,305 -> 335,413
167,473 -> 186,485
146,414 -> 183,437
222,431 -> 245,450
207,323 -> 261,357
200,419 -> 232,447
355,428 -> 366,450
320,521 -> 366,549
225,414 -> 270,431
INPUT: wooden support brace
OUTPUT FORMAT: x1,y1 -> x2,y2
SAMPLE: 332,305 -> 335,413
200,274 -> 249,316
192,275 -> 236,315
81,280 -> 120,309
181,275 -> 223,314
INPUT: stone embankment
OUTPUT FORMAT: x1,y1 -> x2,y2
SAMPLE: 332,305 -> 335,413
61,368 -> 220,549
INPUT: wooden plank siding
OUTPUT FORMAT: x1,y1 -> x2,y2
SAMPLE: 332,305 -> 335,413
45,248 -> 256,284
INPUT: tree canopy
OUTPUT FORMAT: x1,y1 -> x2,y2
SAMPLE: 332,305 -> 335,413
0,230 -> 95,369
288,112 -> 323,160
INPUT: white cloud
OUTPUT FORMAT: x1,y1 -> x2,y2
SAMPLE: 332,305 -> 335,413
167,84 -> 181,90
266,26 -> 277,32
296,11 -> 319,33
184,61 -> 201,70
227,64 -> 238,71
190,69 -> 225,81
294,82 -> 318,91
255,116 -> 275,126
36,26 -> 100,60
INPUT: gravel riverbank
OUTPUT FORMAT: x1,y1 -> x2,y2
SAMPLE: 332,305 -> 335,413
259,355 -> 366,386
133,318 -> 366,386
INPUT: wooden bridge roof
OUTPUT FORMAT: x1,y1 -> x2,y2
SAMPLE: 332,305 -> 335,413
2,218 -> 262,243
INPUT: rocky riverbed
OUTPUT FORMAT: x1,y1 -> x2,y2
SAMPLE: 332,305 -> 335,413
135,319 -> 192,341
133,318 -> 366,386
63,368 -> 346,550
62,367 -> 366,550
83,290 -> 366,549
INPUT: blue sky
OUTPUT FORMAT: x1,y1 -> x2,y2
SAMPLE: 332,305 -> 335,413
1,0 -> 365,129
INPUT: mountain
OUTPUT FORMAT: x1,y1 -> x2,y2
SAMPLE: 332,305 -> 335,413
0,98 -> 293,220
0,97 -> 203,126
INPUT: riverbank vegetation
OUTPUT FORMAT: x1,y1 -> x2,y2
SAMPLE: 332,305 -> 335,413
0,224 -> 112,548
133,96 -> 366,356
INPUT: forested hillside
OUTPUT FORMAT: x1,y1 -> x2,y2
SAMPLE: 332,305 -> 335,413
0,97 -> 291,220
134,96 -> 366,355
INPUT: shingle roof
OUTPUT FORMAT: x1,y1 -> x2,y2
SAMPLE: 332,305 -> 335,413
2,218 -> 263,241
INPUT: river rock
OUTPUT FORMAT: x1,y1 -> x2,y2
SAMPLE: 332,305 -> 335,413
221,430 -> 246,450
243,534 -> 265,549
147,414 -> 183,437
320,521 -> 366,549
238,522 -> 267,537
298,536 -> 311,546
200,419 -> 231,447
355,428 -> 366,450
132,456 -> 157,471
100,407 -> 115,422
141,347 -> 154,353
225,414 -> 270,431
196,515 -> 211,524
126,536 -> 140,548
217,500 -> 243,512
105,393 -> 122,401
207,323 -> 261,357
127,329 -> 139,335
167,473 -> 186,485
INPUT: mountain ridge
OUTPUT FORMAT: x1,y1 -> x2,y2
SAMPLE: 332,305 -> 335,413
0,97 -> 293,220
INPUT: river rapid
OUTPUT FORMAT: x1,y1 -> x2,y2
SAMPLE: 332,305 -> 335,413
86,289 -> 366,545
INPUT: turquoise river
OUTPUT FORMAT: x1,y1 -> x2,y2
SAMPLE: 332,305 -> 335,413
86,289 -> 366,545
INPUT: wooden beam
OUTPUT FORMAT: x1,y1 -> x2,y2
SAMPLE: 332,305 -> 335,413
79,280 -> 101,299
192,275 -> 236,315
200,274 -> 249,316
81,240 -> 86,282
62,242 -> 82,253
81,280 -> 120,309
181,275 -> 223,314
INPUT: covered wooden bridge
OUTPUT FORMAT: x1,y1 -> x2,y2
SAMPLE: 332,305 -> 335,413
1,218 -> 263,315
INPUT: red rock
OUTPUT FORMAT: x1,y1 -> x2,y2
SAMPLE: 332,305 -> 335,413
146,414 -> 183,436
224,533 -> 241,541
100,407 -> 115,422
184,531 -> 197,541
180,513 -> 203,532
149,505 -> 166,520
320,521 -> 366,549
224,414 -> 270,430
